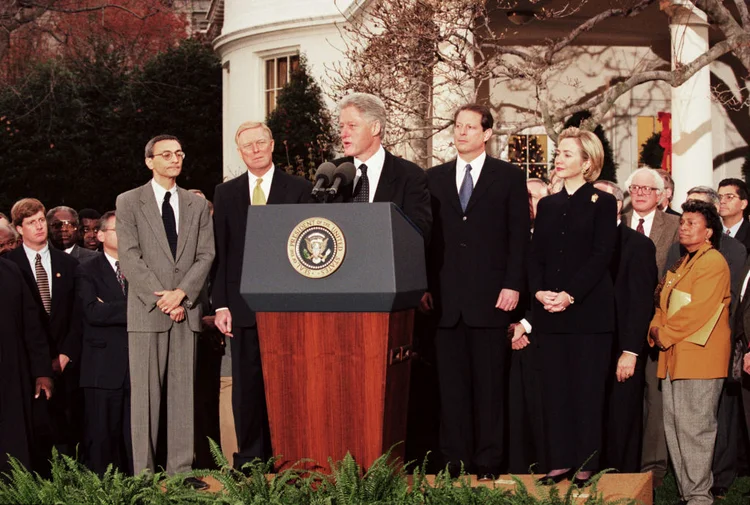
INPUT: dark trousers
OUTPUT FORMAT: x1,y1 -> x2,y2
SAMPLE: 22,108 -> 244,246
434,319 -> 507,472
82,386 -> 132,475
508,336 -> 547,474
537,332 -> 612,471
230,325 -> 270,468
194,332 -> 223,469
603,352 -> 645,473
713,380 -> 740,488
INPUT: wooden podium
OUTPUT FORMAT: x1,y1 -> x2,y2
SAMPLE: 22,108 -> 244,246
240,203 -> 426,471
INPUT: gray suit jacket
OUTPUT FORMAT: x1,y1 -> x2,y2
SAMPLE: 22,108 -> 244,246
623,209 -> 680,276
69,244 -> 98,263
116,182 -> 215,333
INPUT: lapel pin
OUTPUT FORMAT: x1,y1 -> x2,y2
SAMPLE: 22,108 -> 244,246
591,194 -> 599,203
56,273 -> 61,278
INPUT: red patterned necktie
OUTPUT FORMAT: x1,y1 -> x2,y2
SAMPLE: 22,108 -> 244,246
636,218 -> 645,235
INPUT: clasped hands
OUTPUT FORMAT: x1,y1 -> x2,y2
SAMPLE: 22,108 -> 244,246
535,290 -> 572,313
155,288 -> 187,322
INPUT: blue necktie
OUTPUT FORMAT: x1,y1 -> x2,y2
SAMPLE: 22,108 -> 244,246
458,164 -> 473,212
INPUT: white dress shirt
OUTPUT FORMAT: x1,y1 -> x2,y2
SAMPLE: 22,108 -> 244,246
104,251 -> 118,274
151,179 -> 180,230
724,219 -> 744,238
630,209 -> 656,237
455,151 -> 486,191
247,165 -> 275,203
353,145 -> 386,203
23,242 -> 52,291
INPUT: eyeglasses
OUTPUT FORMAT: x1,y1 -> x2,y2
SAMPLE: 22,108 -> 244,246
150,151 -> 186,161
719,194 -> 740,202
628,185 -> 658,195
239,140 -> 270,151
50,220 -> 77,231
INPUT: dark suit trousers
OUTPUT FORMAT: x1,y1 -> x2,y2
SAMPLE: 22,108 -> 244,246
230,325 -> 270,467
537,332 -> 612,471
434,319 -> 506,471
82,386 -> 132,475
508,338 -> 547,474
712,380 -> 740,488
604,353 -> 645,473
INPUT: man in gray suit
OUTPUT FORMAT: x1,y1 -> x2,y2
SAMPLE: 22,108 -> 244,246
116,135 -> 214,486
622,167 -> 680,489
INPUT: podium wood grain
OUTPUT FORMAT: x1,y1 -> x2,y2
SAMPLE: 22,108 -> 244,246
257,311 -> 414,472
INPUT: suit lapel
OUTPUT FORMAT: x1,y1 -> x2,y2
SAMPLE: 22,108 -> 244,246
440,160 -> 463,215
98,254 -> 125,300
737,220 -> 749,243
267,169 -> 287,204
11,248 -> 42,306
649,210 -> 666,249
373,151 -> 398,203
139,183 -> 175,261
175,187 -> 194,261
464,159 -> 499,214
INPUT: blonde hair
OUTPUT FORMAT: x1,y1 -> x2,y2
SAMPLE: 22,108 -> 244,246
234,122 -> 273,145
557,127 -> 604,182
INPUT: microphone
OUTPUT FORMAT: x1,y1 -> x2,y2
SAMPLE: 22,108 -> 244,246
328,162 -> 356,198
311,162 -> 336,199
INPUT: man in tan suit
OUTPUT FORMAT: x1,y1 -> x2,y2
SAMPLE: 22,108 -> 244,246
116,135 -> 214,486
622,166 -> 680,489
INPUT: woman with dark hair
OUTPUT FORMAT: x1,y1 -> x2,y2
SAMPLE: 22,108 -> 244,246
529,127 -> 617,486
649,199 -> 730,505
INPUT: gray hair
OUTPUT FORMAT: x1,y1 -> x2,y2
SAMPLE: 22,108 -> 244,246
687,186 -> 720,207
624,167 -> 665,195
339,93 -> 387,137
594,180 -> 624,202
0,223 -> 18,239
47,206 -> 79,226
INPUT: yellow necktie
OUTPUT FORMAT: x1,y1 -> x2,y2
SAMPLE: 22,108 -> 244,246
252,177 -> 266,205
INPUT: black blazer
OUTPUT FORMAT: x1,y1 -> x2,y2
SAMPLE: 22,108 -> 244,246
333,150 -> 432,242
77,253 -> 129,390
734,219 -> 750,253
212,168 -> 312,328
529,183 -> 617,334
6,246 -> 83,363
426,155 -> 529,328
611,224 -> 658,354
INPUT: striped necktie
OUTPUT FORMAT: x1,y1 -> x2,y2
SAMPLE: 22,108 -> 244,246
35,253 -> 51,314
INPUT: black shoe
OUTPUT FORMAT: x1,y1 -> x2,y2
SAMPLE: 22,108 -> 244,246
183,477 -> 209,490
538,469 -> 574,485
572,474 -> 593,488
475,467 -> 498,482
711,486 -> 728,498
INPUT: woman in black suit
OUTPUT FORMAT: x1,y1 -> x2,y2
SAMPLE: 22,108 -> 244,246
529,127 -> 618,486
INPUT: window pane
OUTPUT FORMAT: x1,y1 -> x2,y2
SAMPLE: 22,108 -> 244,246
278,58 -> 288,88
290,55 -> 300,73
266,59 -> 275,90
266,91 -> 275,116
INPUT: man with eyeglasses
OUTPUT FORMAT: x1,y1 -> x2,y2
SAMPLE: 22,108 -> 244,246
116,134 -> 214,487
47,206 -> 98,263
212,121 -> 311,469
718,178 -> 750,253
0,222 -> 20,255
76,211 -> 132,476
622,166 -> 680,491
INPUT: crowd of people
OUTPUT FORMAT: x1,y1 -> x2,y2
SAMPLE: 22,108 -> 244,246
1,92 -> 749,505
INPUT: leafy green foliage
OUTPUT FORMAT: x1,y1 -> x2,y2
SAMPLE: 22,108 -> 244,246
563,111 -> 618,183
266,56 -> 335,182
0,39 -> 222,215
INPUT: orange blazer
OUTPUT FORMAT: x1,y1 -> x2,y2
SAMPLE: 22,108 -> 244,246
648,242 -> 731,380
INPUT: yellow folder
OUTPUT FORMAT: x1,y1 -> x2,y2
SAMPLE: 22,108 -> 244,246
667,289 -> 724,346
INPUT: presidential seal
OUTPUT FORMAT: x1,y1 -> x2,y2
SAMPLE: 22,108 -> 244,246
287,217 -> 346,278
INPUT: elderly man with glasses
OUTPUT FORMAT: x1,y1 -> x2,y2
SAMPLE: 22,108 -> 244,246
47,206 -> 98,262
621,166 -> 680,491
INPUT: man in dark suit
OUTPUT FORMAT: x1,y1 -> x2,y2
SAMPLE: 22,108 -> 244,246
334,93 -> 432,241
622,167 -> 680,487
665,186 -> 747,497
594,180 -> 658,473
6,198 -> 82,473
421,103 -> 529,480
47,206 -> 98,263
656,169 -> 681,217
213,121 -> 312,469
719,178 -> 750,253
0,257 -> 54,474
77,211 -> 132,475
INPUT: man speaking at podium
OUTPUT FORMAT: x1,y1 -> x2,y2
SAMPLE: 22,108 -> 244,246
422,104 -> 529,480
212,122 -> 312,468
334,93 -> 432,241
